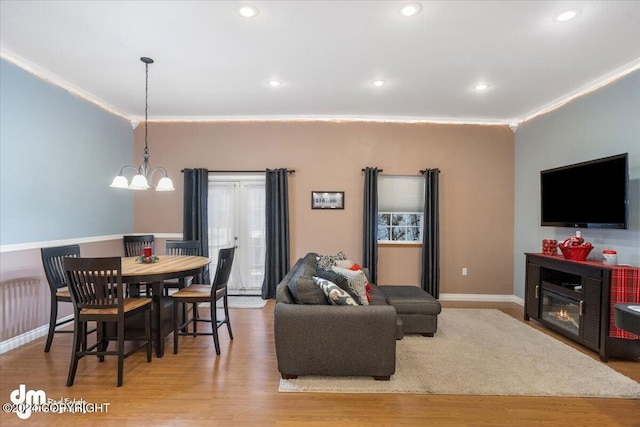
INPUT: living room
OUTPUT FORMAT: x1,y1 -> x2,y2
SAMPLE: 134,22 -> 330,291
1,1 -> 638,425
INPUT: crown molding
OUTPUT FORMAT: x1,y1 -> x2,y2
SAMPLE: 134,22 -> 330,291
0,48 -> 515,127
0,47 -> 128,120
511,57 -> 640,126
144,115 -> 510,126
3,47 -> 638,128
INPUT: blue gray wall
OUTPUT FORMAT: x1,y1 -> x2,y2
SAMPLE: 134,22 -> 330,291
514,70 -> 640,299
0,59 -> 134,246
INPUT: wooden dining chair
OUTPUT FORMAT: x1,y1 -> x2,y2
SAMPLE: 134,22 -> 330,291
41,245 -> 96,352
123,235 -> 155,296
164,240 -> 200,295
123,234 -> 155,257
166,240 -> 200,256
172,247 -> 235,355
64,256 -> 152,387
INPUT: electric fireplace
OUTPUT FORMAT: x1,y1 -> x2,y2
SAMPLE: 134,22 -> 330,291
541,290 -> 582,338
525,253 -> 640,362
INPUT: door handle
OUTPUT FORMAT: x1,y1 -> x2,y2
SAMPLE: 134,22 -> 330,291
579,301 -> 584,316
535,285 -> 539,299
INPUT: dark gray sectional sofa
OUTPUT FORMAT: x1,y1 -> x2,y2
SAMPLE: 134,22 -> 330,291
274,252 -> 441,380
275,253 -> 396,380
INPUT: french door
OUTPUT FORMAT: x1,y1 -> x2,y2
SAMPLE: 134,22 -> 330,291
208,175 -> 265,295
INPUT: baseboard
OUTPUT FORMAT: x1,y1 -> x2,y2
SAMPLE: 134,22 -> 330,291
439,293 -> 524,306
0,314 -> 73,354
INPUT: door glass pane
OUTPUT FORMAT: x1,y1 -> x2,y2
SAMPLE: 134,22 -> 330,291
208,177 -> 265,294
208,182 -> 237,273
241,182 -> 265,289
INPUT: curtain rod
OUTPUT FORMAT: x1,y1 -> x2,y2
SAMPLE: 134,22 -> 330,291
361,168 -> 441,174
419,168 -> 441,174
181,169 -> 295,174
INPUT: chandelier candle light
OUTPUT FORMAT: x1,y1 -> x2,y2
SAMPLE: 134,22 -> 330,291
110,57 -> 174,191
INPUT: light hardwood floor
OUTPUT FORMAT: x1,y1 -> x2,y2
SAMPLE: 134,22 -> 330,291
1,301 -> 639,426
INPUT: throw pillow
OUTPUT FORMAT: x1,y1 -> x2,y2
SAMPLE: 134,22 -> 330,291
287,264 -> 329,304
346,263 -> 372,302
335,259 -> 355,269
313,277 -> 359,306
364,282 -> 372,304
344,263 -> 371,302
348,263 -> 362,271
316,251 -> 348,270
314,267 -> 362,305
331,266 -> 370,305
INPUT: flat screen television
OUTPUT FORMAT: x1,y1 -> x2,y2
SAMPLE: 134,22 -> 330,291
540,153 -> 628,229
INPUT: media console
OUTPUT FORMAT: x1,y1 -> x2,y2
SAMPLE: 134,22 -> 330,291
524,253 -> 640,362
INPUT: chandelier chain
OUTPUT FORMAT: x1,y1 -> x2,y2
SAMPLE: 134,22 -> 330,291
144,61 -> 149,152
110,56 -> 173,191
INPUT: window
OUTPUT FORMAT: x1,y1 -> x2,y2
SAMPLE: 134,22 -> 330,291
377,175 -> 424,243
378,213 -> 422,242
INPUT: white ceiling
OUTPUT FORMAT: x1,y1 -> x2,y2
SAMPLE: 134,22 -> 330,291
1,1 -> 639,126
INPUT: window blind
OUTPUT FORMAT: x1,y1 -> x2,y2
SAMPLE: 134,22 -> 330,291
378,175 -> 425,212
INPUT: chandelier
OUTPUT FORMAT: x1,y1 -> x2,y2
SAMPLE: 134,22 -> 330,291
110,57 -> 174,191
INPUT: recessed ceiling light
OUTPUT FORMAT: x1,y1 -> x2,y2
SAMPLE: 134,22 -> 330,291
554,9 -> 580,22
474,83 -> 490,91
268,80 -> 281,87
238,5 -> 258,18
399,2 -> 422,17
373,80 -> 385,87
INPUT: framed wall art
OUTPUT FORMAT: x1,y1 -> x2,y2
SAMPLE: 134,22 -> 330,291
311,191 -> 344,209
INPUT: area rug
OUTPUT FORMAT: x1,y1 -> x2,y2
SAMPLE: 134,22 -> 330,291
225,296 -> 267,309
279,308 -> 640,398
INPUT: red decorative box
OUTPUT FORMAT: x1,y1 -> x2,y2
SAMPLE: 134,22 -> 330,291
559,245 -> 593,261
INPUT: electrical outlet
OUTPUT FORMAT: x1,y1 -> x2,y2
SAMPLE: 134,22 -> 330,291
462,267 -> 468,276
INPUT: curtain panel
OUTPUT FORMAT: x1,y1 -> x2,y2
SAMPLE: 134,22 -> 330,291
363,167 -> 380,284
420,168 -> 440,298
262,168 -> 290,299
183,168 -> 210,284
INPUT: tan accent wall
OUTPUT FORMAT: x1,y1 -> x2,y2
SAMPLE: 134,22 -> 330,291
134,121 -> 514,294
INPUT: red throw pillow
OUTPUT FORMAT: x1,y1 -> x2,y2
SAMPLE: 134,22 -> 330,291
349,264 -> 372,302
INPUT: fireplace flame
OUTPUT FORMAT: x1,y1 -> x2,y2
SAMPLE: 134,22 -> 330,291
555,309 -> 571,321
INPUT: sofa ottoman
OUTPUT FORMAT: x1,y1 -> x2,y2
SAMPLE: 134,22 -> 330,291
379,286 -> 441,337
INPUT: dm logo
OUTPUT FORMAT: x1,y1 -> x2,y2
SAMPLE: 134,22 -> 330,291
10,384 -> 46,420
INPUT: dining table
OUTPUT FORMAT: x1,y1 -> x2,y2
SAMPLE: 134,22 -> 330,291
121,255 -> 210,357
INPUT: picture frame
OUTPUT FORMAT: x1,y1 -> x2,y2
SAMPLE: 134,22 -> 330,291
311,191 -> 344,210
